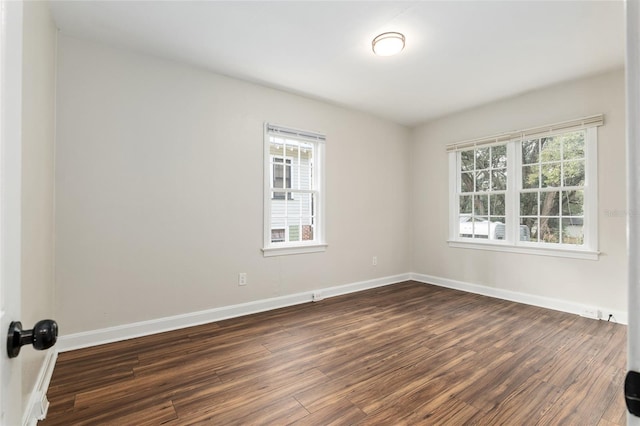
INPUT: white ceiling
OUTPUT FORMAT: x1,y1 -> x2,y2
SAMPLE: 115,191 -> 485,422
49,1 -> 625,127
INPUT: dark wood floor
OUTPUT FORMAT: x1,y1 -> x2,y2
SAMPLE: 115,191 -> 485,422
41,281 -> 627,425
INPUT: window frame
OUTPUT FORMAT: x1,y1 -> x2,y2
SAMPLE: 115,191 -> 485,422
262,123 -> 327,257
448,124 -> 599,260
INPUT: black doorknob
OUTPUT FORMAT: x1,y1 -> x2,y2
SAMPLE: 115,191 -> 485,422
7,319 -> 58,358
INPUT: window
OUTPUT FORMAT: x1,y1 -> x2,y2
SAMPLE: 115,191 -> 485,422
458,144 -> 507,240
263,123 -> 326,256
448,115 -> 601,260
272,157 -> 292,200
519,132 -> 586,245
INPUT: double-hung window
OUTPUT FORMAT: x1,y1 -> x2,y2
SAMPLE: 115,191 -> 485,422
448,115 -> 602,260
263,123 -> 326,256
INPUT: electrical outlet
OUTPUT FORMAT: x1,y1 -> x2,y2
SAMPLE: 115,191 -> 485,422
238,273 -> 247,286
372,256 -> 378,266
581,307 -> 600,320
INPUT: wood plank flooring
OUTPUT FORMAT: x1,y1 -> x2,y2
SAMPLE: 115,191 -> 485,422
40,281 -> 627,425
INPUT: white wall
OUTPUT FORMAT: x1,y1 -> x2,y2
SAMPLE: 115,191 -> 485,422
55,35 -> 411,334
411,69 -> 627,314
21,0 -> 56,415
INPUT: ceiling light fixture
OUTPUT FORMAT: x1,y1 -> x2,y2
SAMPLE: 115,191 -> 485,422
372,32 -> 405,56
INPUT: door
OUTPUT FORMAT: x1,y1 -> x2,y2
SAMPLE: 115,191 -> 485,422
629,0 -> 640,425
0,0 -> 23,424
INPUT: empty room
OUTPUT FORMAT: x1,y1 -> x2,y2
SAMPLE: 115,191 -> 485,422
2,0 -> 639,425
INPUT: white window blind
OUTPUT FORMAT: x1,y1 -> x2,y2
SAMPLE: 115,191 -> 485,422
446,114 -> 604,153
266,123 -> 326,143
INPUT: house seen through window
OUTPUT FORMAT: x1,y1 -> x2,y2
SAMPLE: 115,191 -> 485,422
272,157 -> 292,200
263,123 -> 326,256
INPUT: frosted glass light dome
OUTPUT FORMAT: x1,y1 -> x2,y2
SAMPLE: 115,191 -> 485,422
372,32 -> 405,56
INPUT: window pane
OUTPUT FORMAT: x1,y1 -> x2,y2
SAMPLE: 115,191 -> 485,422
461,172 -> 474,193
520,192 -> 538,216
302,144 -> 314,191
298,166 -> 312,190
491,145 -> 507,169
474,194 -> 488,216
288,144 -> 299,162
287,224 -> 299,242
274,162 -> 284,187
300,141 -> 314,158
520,218 -> 537,241
475,170 -> 490,192
540,218 -> 560,243
562,218 -> 584,245
541,162 -> 561,187
459,216 -> 472,238
490,194 -> 505,216
288,193 -> 312,217
302,224 -> 314,241
271,228 -> 285,243
562,190 -> 584,216
540,191 -> 560,216
522,165 -> 539,189
473,217 -> 489,239
284,192 -> 314,243
460,195 -> 472,214
491,169 -> 507,190
271,197 -> 286,219
270,139 -> 284,157
297,191 -> 313,205
563,160 -> 585,187
522,139 -> 539,164
461,150 -> 474,171
476,148 -> 490,170
540,137 -> 561,162
490,217 -> 506,240
562,132 -> 585,160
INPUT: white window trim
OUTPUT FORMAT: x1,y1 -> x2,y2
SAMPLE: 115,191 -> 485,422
262,123 -> 326,257
262,242 -> 328,257
448,123 -> 600,260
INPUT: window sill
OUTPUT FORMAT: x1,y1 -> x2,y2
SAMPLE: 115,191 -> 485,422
447,240 -> 599,260
262,243 -> 328,257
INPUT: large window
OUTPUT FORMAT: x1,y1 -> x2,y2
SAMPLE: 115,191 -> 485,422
263,123 -> 326,256
448,116 -> 601,260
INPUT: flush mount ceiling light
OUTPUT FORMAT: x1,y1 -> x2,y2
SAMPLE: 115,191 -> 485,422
372,32 -> 405,56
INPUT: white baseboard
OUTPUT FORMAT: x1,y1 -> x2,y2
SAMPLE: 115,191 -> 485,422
22,349 -> 57,426
57,270 -> 626,353
57,273 -> 411,352
410,272 -> 628,325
